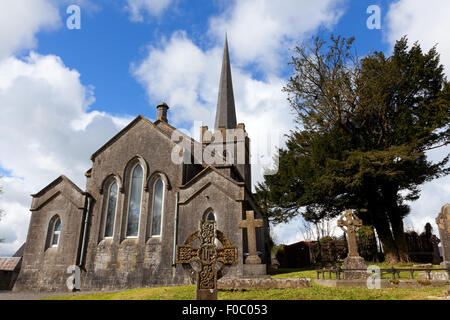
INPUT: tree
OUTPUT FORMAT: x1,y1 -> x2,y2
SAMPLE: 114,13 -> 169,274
256,35 -> 450,264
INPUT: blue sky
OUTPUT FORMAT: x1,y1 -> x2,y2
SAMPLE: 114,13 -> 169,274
0,0 -> 449,255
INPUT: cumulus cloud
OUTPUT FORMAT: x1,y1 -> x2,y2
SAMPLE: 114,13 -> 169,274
0,53 -> 132,256
386,0 -> 450,74
125,0 -> 172,21
0,0 -> 61,61
209,0 -> 346,72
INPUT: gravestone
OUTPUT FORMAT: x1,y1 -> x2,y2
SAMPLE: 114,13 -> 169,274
238,211 -> 267,277
337,210 -> 367,279
431,235 -> 441,265
176,220 -> 237,300
436,204 -> 450,269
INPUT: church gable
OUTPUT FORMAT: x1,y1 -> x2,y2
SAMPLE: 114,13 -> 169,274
30,175 -> 85,212
90,115 -> 177,162
178,166 -> 244,205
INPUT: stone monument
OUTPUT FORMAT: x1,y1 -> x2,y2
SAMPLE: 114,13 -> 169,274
436,203 -> 450,269
337,210 -> 367,279
176,220 -> 238,300
238,211 -> 267,277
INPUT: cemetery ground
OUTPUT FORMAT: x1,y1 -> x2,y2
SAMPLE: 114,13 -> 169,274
45,263 -> 449,300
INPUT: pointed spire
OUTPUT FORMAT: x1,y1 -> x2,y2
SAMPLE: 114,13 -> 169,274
214,34 -> 237,129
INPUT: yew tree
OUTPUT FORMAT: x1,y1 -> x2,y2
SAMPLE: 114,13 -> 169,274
257,36 -> 450,264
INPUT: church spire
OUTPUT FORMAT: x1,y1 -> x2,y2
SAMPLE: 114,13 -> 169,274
214,34 -> 237,129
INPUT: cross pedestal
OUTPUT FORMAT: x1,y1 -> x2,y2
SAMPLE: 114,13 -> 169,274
337,210 -> 367,280
176,220 -> 237,300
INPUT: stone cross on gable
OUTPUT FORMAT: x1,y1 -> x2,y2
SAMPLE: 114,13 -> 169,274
176,220 -> 237,300
239,211 -> 263,264
337,210 -> 363,257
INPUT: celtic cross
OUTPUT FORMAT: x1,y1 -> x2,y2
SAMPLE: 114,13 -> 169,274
337,210 -> 363,257
176,220 -> 237,300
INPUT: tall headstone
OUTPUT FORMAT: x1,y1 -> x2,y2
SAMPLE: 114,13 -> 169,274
337,210 -> 367,279
238,211 -> 267,277
176,220 -> 238,300
436,204 -> 450,269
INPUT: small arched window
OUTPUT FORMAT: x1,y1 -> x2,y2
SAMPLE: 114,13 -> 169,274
126,164 -> 143,237
51,218 -> 61,247
151,179 -> 164,237
206,212 -> 216,221
104,181 -> 118,238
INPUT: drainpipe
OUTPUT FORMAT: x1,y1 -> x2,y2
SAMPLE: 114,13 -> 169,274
172,192 -> 179,266
79,194 -> 92,268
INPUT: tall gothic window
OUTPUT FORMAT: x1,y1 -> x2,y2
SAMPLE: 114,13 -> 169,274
151,179 -> 164,237
126,164 -> 143,237
51,217 -> 61,247
104,181 -> 118,238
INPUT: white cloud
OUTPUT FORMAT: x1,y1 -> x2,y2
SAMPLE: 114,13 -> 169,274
386,0 -> 450,74
0,0 -> 61,61
125,0 -> 172,21
209,0 -> 346,72
0,53 -> 132,256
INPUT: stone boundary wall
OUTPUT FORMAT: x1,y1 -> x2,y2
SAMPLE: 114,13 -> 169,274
218,278 -> 311,290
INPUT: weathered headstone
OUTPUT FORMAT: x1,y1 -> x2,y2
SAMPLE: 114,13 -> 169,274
238,211 -> 263,264
238,211 -> 268,277
176,220 -> 237,300
431,235 -> 441,265
436,204 -> 450,269
337,210 -> 367,279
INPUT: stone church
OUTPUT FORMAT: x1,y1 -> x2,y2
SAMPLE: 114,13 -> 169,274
13,38 -> 269,292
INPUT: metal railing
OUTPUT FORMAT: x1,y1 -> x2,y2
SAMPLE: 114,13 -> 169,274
316,267 -> 450,280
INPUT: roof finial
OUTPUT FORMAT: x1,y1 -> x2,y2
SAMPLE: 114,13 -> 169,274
214,34 -> 237,129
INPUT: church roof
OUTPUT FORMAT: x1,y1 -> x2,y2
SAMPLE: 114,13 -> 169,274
31,175 -> 84,198
0,257 -> 21,271
215,35 -> 237,129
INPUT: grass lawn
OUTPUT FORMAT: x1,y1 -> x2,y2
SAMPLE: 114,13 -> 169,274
46,263 -> 448,300
45,283 -> 447,300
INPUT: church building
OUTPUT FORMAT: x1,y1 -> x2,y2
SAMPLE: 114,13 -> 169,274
13,38 -> 269,292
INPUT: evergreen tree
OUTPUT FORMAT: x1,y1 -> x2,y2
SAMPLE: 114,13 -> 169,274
257,36 -> 450,264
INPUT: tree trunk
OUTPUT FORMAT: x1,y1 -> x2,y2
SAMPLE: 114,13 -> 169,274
373,218 -> 399,265
389,213 -> 410,263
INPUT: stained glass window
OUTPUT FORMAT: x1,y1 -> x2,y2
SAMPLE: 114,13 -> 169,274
151,179 -> 164,236
104,182 -> 118,238
126,164 -> 143,237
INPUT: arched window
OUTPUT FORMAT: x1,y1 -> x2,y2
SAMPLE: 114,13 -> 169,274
51,217 -> 61,247
104,181 -> 118,238
151,179 -> 164,237
126,164 -> 143,237
206,212 -> 216,221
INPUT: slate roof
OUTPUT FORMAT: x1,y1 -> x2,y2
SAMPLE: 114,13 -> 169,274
0,257 -> 21,271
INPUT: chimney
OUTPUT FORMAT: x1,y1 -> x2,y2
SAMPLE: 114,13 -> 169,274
156,102 -> 169,122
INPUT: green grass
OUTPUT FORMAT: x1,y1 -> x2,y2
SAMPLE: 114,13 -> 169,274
270,263 -> 444,280
45,283 -> 447,300
45,263 -> 448,300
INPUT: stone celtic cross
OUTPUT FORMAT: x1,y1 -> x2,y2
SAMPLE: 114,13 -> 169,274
238,211 -> 263,264
337,210 -> 363,257
176,220 -> 237,300
436,204 -> 450,268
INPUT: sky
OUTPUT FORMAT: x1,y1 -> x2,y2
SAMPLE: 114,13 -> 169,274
0,0 -> 449,255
